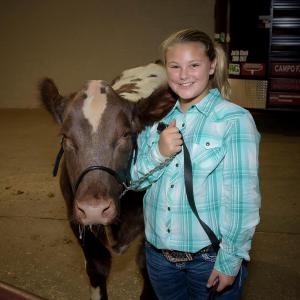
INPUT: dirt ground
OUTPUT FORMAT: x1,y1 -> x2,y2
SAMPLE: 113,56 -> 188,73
0,108 -> 299,300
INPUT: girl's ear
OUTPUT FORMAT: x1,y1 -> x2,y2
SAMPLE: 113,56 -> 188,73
209,59 -> 217,75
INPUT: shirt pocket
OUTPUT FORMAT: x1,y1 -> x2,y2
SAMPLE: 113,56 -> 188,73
191,137 -> 226,171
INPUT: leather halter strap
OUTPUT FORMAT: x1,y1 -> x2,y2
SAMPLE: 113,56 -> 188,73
72,165 -> 126,194
52,132 -> 137,196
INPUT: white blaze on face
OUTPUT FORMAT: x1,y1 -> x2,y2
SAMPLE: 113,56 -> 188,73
82,80 -> 107,133
112,63 -> 167,102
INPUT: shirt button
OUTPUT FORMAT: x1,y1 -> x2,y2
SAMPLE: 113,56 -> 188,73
170,184 -> 174,188
182,123 -> 185,127
206,142 -> 210,147
167,229 -> 170,233
175,163 -> 179,167
167,207 -> 171,211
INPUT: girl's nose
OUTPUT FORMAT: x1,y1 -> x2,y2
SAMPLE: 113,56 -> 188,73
179,68 -> 188,80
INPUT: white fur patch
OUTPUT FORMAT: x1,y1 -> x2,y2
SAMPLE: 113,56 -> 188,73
82,80 -> 107,133
112,63 -> 167,102
90,286 -> 101,300
116,244 -> 129,254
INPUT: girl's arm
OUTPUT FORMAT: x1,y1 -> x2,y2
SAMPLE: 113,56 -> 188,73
130,125 -> 169,190
215,112 -> 261,277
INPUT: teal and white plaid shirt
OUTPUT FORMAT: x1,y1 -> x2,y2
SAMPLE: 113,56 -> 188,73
131,89 -> 261,276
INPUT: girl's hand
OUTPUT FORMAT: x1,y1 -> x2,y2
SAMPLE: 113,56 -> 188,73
207,268 -> 236,292
158,119 -> 182,157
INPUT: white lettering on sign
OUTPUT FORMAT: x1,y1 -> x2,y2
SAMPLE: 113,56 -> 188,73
231,50 -> 248,63
240,50 -> 249,56
274,64 -> 300,73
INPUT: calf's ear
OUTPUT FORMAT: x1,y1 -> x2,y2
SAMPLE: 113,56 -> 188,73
135,87 -> 176,131
38,78 -> 68,124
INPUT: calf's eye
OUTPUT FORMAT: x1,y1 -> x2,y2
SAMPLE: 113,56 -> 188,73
122,131 -> 131,138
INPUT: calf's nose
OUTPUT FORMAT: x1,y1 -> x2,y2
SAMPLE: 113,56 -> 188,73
75,198 -> 116,225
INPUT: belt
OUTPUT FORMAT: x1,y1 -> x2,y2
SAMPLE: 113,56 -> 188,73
146,241 -> 214,263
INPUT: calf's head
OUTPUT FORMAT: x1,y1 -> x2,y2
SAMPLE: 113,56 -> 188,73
40,79 -> 138,225
39,63 -> 176,226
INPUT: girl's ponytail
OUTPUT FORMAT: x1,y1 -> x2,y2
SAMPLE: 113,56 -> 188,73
212,43 -> 231,99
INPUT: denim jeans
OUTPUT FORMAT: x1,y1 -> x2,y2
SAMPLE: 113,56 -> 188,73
145,242 -> 247,300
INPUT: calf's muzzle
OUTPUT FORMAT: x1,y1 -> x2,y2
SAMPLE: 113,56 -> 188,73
75,196 -> 117,225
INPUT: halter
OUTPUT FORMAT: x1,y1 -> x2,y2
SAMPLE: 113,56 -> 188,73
52,132 -> 138,196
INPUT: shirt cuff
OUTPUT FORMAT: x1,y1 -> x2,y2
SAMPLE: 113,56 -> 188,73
150,143 -> 168,164
214,248 -> 243,276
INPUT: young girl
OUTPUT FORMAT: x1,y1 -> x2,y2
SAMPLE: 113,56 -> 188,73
131,29 -> 261,299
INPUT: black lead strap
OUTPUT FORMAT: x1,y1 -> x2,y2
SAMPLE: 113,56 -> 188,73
52,137 -> 65,177
131,132 -> 138,165
182,140 -> 220,253
158,122 -> 220,253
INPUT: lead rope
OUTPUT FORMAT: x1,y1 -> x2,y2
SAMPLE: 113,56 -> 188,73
118,153 -> 174,199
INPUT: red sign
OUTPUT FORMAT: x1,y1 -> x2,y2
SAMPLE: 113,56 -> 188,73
271,63 -> 300,76
269,92 -> 300,106
241,63 -> 266,76
271,78 -> 300,91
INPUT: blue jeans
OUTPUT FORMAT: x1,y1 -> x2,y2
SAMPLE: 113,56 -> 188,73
145,242 -> 247,300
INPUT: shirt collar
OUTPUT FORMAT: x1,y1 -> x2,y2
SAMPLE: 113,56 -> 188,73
165,88 -> 221,118
193,88 -> 221,116
163,99 -> 181,118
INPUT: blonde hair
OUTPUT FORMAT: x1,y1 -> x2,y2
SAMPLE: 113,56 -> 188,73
161,29 -> 230,98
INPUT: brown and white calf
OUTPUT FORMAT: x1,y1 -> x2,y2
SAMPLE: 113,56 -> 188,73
39,63 -> 175,300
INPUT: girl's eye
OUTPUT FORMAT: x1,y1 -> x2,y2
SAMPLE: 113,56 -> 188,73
191,64 -> 200,68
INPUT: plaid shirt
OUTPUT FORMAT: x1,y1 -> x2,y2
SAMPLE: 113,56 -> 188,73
131,89 -> 261,276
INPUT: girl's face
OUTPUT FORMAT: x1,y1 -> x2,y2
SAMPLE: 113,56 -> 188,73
165,42 -> 216,111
